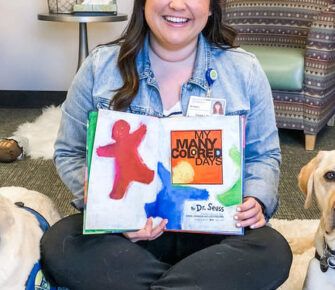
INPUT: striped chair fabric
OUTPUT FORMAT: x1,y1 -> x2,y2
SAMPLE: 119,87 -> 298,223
222,0 -> 335,149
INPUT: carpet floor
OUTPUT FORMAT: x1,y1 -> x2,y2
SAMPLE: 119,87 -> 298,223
0,108 -> 77,216
1,108 -> 335,218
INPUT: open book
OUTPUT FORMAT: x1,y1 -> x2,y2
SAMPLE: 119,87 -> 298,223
84,110 -> 245,235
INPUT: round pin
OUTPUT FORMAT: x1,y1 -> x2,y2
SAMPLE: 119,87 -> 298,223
206,69 -> 217,87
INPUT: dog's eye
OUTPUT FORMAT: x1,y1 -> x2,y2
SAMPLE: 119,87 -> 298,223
324,171 -> 335,181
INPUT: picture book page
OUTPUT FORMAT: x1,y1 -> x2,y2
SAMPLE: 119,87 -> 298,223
84,110 -> 244,235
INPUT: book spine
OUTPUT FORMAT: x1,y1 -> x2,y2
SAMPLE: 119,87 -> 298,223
83,111 -> 98,234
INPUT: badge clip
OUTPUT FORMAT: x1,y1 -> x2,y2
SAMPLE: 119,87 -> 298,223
205,68 -> 217,98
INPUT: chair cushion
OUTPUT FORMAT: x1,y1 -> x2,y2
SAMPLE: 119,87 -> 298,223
241,45 -> 305,91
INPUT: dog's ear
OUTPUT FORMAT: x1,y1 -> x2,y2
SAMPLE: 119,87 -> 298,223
298,151 -> 326,209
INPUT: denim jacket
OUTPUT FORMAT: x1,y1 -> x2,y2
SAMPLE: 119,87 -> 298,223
54,33 -> 281,220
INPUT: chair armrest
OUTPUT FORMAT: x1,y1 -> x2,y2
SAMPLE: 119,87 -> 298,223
304,5 -> 335,98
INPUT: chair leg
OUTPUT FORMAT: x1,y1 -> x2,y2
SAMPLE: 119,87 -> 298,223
305,134 -> 316,151
327,114 -> 335,126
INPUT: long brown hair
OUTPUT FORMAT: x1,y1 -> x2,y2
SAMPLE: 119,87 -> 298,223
108,0 -> 237,111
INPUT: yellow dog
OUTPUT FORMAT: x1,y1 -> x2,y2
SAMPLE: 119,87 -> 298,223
298,150 -> 335,289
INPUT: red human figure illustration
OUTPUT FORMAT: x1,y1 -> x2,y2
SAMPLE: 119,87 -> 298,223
96,120 -> 154,200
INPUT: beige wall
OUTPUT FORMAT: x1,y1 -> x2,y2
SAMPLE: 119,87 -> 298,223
0,0 -> 133,91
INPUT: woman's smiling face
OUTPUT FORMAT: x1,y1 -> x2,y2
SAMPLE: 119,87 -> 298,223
144,0 -> 211,51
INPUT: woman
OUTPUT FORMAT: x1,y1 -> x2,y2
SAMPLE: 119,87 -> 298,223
41,0 -> 292,289
212,101 -> 224,115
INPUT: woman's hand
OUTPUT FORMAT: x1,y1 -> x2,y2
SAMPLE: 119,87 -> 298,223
123,217 -> 168,243
234,197 -> 266,229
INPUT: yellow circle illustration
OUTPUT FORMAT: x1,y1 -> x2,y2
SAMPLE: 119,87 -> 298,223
172,161 -> 195,184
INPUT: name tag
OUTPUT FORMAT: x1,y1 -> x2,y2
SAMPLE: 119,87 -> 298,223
187,96 -> 226,117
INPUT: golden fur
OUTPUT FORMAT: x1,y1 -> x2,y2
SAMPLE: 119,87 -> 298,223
0,187 -> 61,290
298,150 -> 335,289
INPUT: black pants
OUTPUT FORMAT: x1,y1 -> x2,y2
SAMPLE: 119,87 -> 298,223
40,214 -> 292,290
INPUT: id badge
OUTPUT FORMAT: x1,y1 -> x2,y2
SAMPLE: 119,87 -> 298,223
186,96 -> 226,117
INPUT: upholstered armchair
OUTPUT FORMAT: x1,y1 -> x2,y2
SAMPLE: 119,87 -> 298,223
222,0 -> 335,150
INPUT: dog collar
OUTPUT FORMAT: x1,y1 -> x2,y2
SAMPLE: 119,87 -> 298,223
14,202 -> 56,290
315,243 -> 335,272
14,201 -> 50,232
